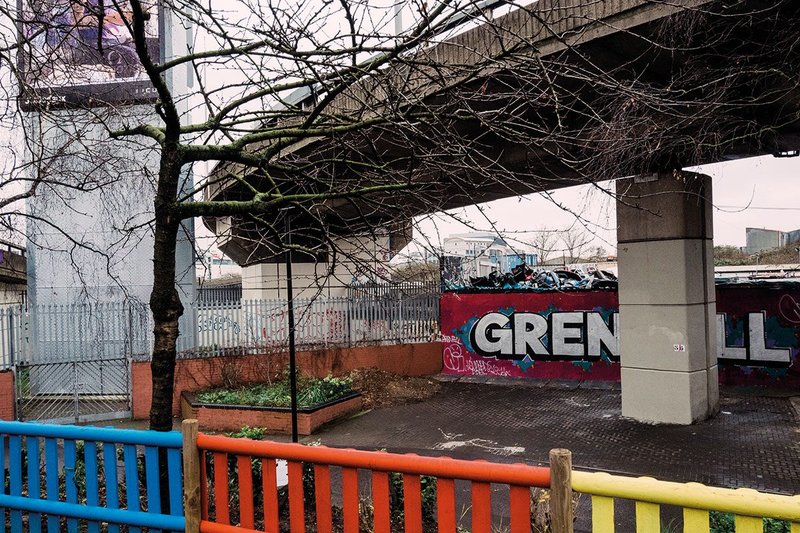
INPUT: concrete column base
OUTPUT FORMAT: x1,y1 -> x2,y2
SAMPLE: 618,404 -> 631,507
621,366 -> 719,424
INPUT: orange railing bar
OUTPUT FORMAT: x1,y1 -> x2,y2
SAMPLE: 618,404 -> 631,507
201,522 -> 261,533
313,465 -> 333,533
196,433 -> 551,487
472,481 -> 492,533
341,467 -> 360,532
372,471 -> 391,533
236,456 -> 254,529
287,461 -> 305,533
403,474 -> 423,532
510,485 -> 532,533
437,477 -> 457,532
262,458 -> 279,533
213,452 -> 230,525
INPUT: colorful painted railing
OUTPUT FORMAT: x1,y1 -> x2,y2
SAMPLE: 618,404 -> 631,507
0,420 -> 185,533
571,471 -> 800,533
192,430 -> 552,533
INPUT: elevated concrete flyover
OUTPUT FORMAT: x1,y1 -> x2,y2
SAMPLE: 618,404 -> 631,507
204,0 -> 800,423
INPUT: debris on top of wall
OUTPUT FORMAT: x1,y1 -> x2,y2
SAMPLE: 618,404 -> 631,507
452,263 -> 618,291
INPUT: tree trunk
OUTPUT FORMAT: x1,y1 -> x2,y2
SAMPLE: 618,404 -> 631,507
149,146 -> 185,432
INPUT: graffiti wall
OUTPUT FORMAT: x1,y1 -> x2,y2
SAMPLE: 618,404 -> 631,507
440,283 -> 800,387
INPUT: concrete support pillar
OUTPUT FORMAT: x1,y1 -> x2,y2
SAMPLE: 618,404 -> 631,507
617,172 -> 719,424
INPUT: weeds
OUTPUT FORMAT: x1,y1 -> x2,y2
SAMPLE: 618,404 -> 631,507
197,373 -> 354,408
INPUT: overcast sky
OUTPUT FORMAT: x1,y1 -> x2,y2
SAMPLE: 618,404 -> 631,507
404,154 -> 800,256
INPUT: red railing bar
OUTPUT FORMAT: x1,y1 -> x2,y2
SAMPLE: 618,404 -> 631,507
288,461 -> 305,533
509,485 -> 532,533
437,478 -> 457,533
342,467 -> 360,533
262,458 -> 279,533
200,452 -> 209,520
213,452 -> 230,525
472,481 -> 492,533
371,471 -> 391,533
403,474 -> 423,533
313,465 -> 333,533
237,456 -> 255,529
197,434 -> 551,487
200,520 -> 262,533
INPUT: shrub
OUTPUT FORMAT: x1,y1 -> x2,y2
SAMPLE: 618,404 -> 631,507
197,373 -> 354,408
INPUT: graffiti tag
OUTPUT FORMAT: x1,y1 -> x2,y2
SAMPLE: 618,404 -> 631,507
779,294 -> 800,325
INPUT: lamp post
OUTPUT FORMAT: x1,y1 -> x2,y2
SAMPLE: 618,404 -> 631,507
284,212 -> 299,443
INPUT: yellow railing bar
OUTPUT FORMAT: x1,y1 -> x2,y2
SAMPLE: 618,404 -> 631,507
735,514 -> 763,533
572,472 -> 800,521
591,495 -> 615,532
635,501 -> 659,532
682,508 -> 709,532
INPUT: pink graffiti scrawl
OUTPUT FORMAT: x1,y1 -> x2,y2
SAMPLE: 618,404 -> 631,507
778,294 -> 800,325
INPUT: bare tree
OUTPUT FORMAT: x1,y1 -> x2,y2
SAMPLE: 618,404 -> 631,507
561,227 -> 593,264
530,229 -> 559,265
3,0 -> 799,430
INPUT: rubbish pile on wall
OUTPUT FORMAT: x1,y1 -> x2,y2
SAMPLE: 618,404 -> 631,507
457,264 -> 618,291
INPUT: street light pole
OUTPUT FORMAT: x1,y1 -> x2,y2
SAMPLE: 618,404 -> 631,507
285,213 -> 299,443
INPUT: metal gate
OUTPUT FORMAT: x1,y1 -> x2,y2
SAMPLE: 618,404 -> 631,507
15,357 -> 131,423
4,302 -> 149,423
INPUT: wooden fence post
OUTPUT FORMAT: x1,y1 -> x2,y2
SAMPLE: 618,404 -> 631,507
182,419 -> 201,533
549,448 -> 574,533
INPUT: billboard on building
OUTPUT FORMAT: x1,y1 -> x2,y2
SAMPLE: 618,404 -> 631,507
17,0 -> 160,110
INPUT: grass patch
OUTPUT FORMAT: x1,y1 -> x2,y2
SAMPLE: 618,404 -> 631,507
196,373 -> 354,408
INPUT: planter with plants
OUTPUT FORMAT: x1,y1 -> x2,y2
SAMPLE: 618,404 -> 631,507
181,373 -> 363,435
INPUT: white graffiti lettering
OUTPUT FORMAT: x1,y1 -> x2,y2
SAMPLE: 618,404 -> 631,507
469,311 -> 619,362
716,312 -> 792,365
465,310 -> 793,366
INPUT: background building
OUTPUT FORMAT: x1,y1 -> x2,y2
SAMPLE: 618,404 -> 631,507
442,232 -> 537,278
745,227 -> 800,255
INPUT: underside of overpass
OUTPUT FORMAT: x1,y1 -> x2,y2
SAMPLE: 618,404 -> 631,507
202,0 -> 800,424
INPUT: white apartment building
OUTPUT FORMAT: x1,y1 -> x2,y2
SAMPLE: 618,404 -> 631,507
443,233 -> 519,278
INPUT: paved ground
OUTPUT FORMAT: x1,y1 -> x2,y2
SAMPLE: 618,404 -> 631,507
116,377 -> 798,531
306,378 -> 800,495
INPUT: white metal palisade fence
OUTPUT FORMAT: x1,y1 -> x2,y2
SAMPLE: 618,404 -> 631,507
186,294 -> 440,358
0,294 -> 440,367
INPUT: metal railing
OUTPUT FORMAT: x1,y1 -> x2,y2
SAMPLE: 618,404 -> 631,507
0,420 -> 185,532
183,294 -> 440,359
346,281 -> 439,299
572,471 -> 800,532
3,420 -> 799,533
197,283 -> 243,304
0,294 -> 440,368
192,429 -> 552,533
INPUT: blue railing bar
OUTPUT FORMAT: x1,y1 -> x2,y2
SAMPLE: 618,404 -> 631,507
0,434 -> 6,533
64,439 -> 79,533
167,447 -> 184,516
144,445 -> 162,533
9,435 -> 22,533
85,441 -> 100,533
103,442 -> 121,533
0,494 -> 186,530
123,443 -> 142,533
0,421 -> 182,448
26,436 -> 42,533
44,438 -> 59,533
